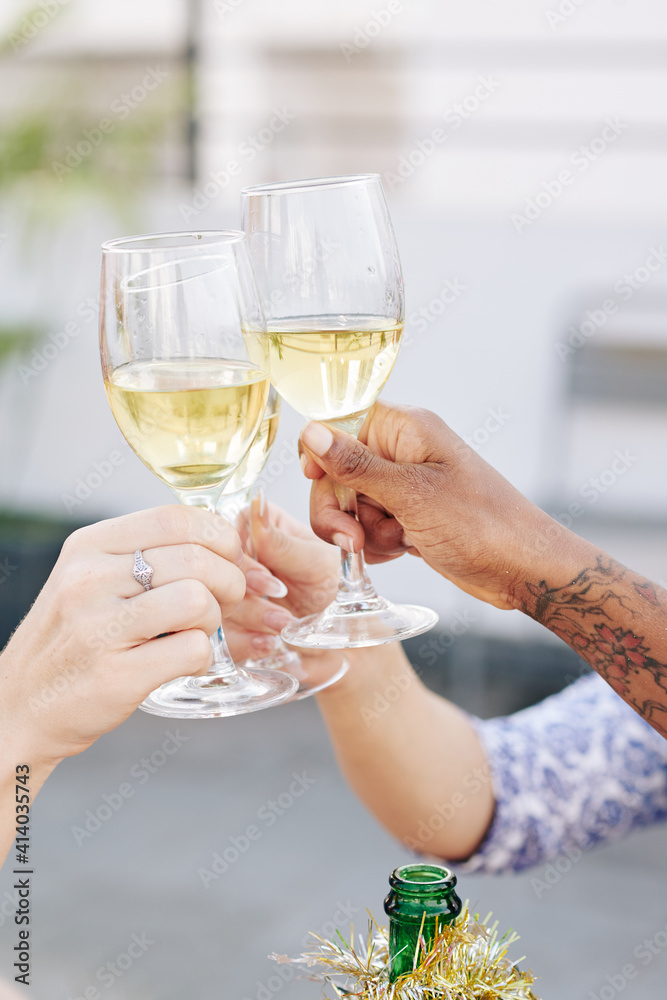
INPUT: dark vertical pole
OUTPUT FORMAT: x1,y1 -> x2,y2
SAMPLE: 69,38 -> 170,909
185,0 -> 200,185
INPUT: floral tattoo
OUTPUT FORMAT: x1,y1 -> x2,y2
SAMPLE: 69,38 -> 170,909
519,555 -> 667,737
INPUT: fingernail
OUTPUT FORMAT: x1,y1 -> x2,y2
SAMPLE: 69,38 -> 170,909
402,533 -> 413,548
301,421 -> 333,457
333,531 -> 355,553
263,608 -> 294,631
300,453 -> 308,474
251,635 -> 278,654
246,569 -> 288,598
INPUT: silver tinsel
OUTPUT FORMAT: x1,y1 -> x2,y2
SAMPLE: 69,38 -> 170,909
269,904 -> 540,999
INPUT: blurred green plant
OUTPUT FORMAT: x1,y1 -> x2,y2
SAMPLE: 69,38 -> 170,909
0,322 -> 41,364
0,1 -> 188,362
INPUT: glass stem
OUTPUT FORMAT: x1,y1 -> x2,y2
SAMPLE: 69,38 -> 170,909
179,491 -> 239,685
334,482 -> 379,606
208,625 -> 237,682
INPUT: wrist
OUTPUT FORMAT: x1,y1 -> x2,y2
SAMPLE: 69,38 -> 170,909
315,642 -> 415,705
0,748 -> 58,802
0,710 -> 61,797
506,512 -> 602,615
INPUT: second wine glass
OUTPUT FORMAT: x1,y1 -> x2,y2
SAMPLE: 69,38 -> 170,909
242,175 -> 438,649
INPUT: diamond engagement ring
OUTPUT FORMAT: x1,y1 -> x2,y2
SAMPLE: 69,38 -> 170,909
132,550 -> 154,591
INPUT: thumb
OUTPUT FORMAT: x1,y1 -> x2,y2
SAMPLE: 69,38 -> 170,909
300,421 -> 404,512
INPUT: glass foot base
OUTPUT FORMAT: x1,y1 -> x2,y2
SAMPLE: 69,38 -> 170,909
138,665 -> 298,719
281,598 -> 438,650
243,648 -> 349,701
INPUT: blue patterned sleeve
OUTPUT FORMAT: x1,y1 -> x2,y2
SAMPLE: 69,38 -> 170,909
454,673 -> 667,874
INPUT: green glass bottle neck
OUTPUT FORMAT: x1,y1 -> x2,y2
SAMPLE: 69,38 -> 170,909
384,864 -> 462,982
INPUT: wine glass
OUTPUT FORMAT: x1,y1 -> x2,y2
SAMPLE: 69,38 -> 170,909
216,385 -> 349,697
241,175 -> 439,648
100,230 -> 298,717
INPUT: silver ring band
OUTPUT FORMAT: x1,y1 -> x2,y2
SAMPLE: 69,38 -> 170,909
132,550 -> 154,591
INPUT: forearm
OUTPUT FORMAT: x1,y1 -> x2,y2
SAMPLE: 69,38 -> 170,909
511,526 -> 667,738
315,642 -> 494,860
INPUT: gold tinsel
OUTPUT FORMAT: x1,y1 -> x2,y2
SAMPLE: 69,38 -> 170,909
270,904 -> 540,999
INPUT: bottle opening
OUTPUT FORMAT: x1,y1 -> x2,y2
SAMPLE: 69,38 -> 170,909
389,864 -> 455,891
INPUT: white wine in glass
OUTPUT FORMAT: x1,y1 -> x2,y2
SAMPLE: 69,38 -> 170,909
100,231 -> 298,717
242,174 -> 438,649
244,317 -> 403,434
105,359 -> 269,492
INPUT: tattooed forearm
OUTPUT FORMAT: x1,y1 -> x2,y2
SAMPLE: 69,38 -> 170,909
518,554 -> 667,739
633,580 -> 661,605
524,555 -> 633,628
